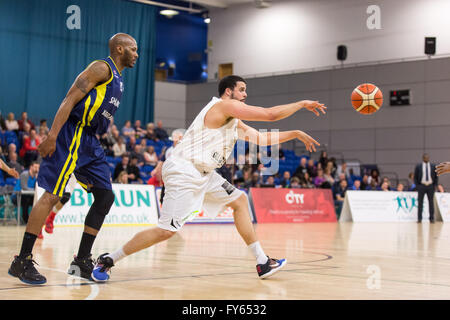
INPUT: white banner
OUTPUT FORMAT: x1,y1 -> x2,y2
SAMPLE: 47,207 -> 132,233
340,190 -> 439,222
35,183 -> 159,227
434,192 -> 450,222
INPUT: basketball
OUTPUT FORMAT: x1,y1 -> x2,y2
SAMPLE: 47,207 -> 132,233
351,83 -> 383,114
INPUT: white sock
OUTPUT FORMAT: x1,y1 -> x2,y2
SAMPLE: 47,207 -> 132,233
106,247 -> 127,264
248,241 -> 269,265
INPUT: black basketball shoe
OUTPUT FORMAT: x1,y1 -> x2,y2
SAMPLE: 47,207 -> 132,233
8,254 -> 47,285
256,256 -> 287,279
91,253 -> 115,282
68,254 -> 94,280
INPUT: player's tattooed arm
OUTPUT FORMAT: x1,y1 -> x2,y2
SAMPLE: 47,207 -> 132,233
39,61 -> 111,157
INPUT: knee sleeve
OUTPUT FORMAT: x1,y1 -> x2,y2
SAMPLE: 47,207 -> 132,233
84,188 -> 115,230
60,192 -> 71,205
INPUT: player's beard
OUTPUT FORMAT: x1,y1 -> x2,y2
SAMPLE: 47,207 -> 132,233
231,93 -> 245,103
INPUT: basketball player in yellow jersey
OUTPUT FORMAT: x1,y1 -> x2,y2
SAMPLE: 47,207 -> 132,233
92,75 -> 327,281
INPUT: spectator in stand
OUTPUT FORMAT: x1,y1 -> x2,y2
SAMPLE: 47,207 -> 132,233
6,152 -> 24,178
38,119 -> 49,136
114,171 -> 129,184
155,120 -> 169,140
134,120 -> 146,138
307,159 -> 317,178
19,128 -> 40,168
290,176 -> 301,188
126,136 -> 137,152
261,175 -> 276,188
367,178 -> 379,191
381,177 -> 391,190
7,143 -> 18,161
360,174 -> 369,190
18,111 -> 35,131
397,183 -> 405,192
300,172 -> 315,189
314,168 -> 326,188
18,122 -> 31,146
408,172 -> 416,191
113,154 -> 130,181
380,181 -> 390,191
280,171 -> 291,188
352,179 -> 361,190
367,169 -> 380,187
113,136 -> 127,157
318,151 -> 328,169
127,156 -> 142,184
293,157 -> 308,180
144,146 -> 158,166
131,144 -> 145,167
121,120 -> 135,138
108,125 -> 120,145
333,179 -> 348,217
438,184 -> 445,193
243,171 -> 261,189
144,123 -> 158,141
18,161 -> 39,223
336,162 -> 350,181
147,172 -> 162,187
5,112 -> 19,131
38,126 -> 48,142
322,166 -> 335,189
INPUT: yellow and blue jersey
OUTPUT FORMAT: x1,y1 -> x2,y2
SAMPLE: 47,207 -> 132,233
38,56 -> 123,196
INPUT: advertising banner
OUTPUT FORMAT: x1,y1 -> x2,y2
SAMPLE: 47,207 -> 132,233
35,183 -> 159,227
339,190 -> 438,222
249,188 -> 337,223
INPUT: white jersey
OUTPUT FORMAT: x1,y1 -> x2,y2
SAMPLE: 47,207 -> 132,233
172,97 -> 238,173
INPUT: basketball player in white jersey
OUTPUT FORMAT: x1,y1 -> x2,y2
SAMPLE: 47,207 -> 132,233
91,75 -> 327,281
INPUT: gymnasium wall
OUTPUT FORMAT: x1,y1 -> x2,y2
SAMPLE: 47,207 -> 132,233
185,56 -> 450,189
207,0 -> 450,79
154,81 -> 187,130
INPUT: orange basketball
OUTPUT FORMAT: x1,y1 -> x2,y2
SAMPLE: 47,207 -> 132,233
351,83 -> 383,114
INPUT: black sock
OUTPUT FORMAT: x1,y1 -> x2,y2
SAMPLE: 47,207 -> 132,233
19,232 -> 37,258
77,232 -> 97,259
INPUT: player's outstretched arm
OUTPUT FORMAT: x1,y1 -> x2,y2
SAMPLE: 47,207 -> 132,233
0,159 -> 19,178
436,162 -> 450,176
39,61 -> 110,158
218,99 -> 326,122
237,120 -> 320,152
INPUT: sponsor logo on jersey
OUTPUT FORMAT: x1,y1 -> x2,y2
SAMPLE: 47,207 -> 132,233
102,110 -> 113,121
109,96 -> 120,108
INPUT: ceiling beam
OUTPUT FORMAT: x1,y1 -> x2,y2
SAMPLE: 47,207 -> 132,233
180,0 -> 229,9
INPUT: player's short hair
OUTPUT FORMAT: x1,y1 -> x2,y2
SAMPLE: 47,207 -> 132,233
218,75 -> 246,97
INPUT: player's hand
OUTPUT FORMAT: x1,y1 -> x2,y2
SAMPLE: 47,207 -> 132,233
296,130 -> 320,152
8,168 -> 19,179
301,100 -> 327,116
436,162 -> 450,176
38,135 -> 57,158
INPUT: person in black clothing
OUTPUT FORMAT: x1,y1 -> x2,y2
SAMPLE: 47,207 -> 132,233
113,154 -> 130,181
127,155 -> 142,184
155,120 -> 169,140
414,153 -> 438,223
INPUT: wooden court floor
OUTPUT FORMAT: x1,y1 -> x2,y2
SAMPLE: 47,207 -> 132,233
1,222 -> 450,300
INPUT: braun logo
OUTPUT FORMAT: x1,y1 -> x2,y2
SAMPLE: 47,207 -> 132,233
285,190 -> 304,204
109,97 -> 120,107
102,110 -> 113,121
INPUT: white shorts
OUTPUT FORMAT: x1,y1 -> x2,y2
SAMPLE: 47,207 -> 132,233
158,157 -> 244,232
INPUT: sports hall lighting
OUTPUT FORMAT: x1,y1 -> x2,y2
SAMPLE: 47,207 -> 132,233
160,9 -> 179,17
